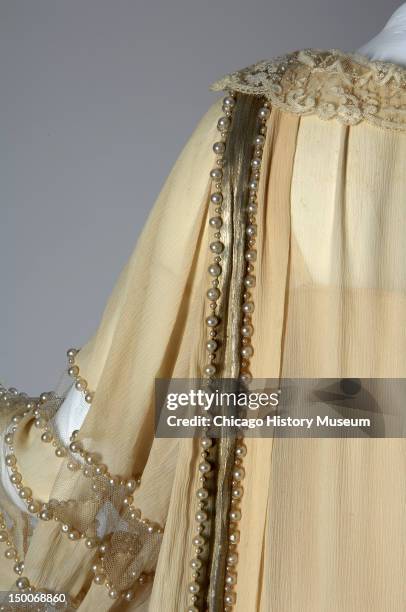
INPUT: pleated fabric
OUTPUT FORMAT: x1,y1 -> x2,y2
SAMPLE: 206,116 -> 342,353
2,87 -> 406,610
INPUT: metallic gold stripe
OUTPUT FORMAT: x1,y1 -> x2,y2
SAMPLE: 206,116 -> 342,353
206,94 -> 265,611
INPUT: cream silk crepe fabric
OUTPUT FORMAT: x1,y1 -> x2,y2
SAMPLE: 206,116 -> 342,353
2,94 -> 406,611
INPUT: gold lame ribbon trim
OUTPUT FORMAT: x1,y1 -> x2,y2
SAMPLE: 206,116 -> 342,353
205,94 -> 265,611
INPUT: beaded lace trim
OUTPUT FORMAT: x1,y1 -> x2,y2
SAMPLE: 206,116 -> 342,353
0,359 -> 162,603
210,48 -> 406,131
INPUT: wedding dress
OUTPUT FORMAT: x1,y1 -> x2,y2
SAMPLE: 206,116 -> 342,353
1,43 -> 406,611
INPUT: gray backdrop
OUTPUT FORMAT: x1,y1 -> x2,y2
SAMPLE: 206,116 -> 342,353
1,0 -> 401,393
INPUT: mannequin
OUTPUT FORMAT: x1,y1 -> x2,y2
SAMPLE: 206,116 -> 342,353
357,2 -> 406,65
3,0 -> 406,548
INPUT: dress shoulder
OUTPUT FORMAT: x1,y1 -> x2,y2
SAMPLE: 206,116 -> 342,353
210,47 -> 406,131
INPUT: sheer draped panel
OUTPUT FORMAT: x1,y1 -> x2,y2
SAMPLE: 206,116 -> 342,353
2,48 -> 406,609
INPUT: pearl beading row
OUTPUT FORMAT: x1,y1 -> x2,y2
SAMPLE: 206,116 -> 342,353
0,385 -> 29,408
0,498 -> 153,606
66,347 -> 94,404
1,348 -> 163,602
0,505 -> 81,608
3,408 -> 157,601
203,95 -> 237,380
222,100 -> 271,612
186,91 -> 237,612
238,103 -> 270,384
4,407 -> 161,528
4,350 -> 163,530
0,508 -> 27,588
221,440 -> 246,609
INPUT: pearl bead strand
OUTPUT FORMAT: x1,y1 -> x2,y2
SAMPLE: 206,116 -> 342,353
0,507 -> 82,606
187,91 -> 237,612
66,347 -> 94,404
203,92 -> 236,380
1,346 -> 165,603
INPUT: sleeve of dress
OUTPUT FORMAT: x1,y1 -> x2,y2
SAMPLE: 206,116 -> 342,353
0,95 -> 223,608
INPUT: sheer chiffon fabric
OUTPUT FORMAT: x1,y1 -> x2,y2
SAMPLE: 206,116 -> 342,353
2,77 -> 406,610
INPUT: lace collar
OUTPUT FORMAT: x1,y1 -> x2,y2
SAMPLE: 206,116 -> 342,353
210,48 -> 406,131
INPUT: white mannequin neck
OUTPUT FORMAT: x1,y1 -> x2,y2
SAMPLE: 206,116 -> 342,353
357,3 -> 406,66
